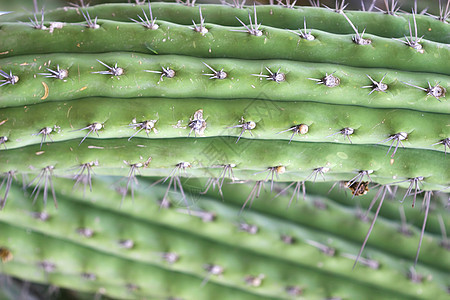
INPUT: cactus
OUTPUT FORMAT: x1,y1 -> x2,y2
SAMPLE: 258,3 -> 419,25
0,0 -> 449,299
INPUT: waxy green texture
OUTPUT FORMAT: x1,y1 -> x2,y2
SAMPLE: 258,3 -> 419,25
0,1 -> 449,298
1,20 -> 449,74
0,53 -> 448,111
4,3 -> 449,43
0,97 -> 448,152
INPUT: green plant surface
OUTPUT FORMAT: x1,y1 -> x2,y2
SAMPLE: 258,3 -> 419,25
0,137 -> 449,190
1,19 -> 449,74
0,53 -> 448,111
0,97 -> 448,151
3,3 -> 449,43
0,1 -> 449,299
0,176 -> 448,299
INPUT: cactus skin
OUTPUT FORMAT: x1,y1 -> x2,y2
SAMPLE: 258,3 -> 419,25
0,53 -> 448,112
0,1 -> 449,299
0,137 -> 448,190
0,97 -> 448,152
1,20 -> 449,74
0,176 -> 449,299
4,3 -> 450,44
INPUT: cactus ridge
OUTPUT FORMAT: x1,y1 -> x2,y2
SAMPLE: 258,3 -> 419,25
1,19 -> 449,74
0,97 -> 449,152
0,53 -> 448,111
0,137 -> 448,190
4,3 -> 449,43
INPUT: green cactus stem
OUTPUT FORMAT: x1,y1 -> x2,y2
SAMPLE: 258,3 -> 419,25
4,3 -> 449,43
0,137 -> 448,190
1,19 -> 449,74
0,97 -> 448,152
0,53 -> 448,111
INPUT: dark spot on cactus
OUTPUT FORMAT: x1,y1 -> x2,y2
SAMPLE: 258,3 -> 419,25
346,181 -> 370,196
347,170 -> 373,199
398,225 -> 413,236
0,247 -> 13,263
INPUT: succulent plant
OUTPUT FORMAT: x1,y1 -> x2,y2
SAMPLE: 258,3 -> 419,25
0,0 -> 449,299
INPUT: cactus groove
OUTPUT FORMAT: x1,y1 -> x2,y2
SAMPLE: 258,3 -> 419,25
0,0 -> 449,299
